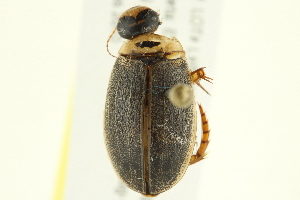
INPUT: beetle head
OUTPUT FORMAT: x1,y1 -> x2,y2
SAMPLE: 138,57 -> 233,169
117,6 -> 161,39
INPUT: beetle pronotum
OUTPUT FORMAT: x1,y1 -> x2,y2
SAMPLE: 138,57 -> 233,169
104,6 -> 212,197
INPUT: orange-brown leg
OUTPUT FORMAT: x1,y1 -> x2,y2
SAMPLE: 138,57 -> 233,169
190,67 -> 213,95
189,104 -> 210,165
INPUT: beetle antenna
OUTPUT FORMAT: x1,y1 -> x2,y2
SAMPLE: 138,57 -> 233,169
106,27 -> 117,58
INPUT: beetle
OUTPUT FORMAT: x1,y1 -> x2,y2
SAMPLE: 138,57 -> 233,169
104,6 -> 212,197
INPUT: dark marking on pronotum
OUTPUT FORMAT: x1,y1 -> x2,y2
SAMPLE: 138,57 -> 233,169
135,41 -> 161,48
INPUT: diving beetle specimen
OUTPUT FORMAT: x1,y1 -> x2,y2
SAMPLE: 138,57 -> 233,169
104,6 -> 212,197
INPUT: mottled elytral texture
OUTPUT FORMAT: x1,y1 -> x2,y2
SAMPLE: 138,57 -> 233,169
104,56 -> 197,195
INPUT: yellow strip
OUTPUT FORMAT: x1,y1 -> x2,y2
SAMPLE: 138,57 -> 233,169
52,81 -> 74,200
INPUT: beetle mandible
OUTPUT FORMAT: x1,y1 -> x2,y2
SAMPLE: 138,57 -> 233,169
104,6 -> 212,197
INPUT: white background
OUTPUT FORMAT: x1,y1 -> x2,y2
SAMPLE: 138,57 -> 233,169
1,0 -> 300,200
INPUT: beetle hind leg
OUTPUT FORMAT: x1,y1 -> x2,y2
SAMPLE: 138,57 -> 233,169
189,104 -> 210,165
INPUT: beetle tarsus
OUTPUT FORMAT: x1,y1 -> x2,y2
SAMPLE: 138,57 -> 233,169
189,104 -> 210,165
190,67 -> 213,95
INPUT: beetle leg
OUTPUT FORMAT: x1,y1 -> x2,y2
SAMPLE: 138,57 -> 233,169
190,67 -> 213,95
189,104 -> 210,165
190,67 -> 213,83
